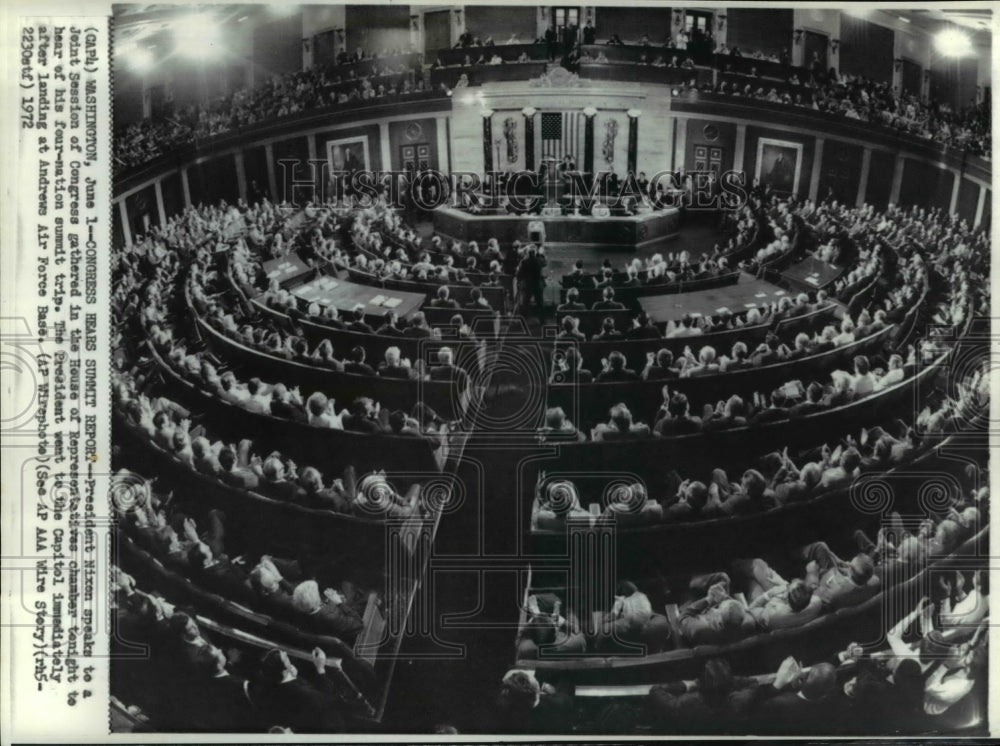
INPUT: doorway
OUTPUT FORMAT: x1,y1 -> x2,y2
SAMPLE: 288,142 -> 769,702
803,30 -> 828,73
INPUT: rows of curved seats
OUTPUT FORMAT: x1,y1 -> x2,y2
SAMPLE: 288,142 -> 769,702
514,526 -> 987,685
144,336 -> 448,474
549,324 -> 898,420
346,266 -> 508,312
546,351 -> 942,483
557,270 -> 740,307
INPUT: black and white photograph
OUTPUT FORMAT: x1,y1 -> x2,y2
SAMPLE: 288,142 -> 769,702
1,0 -> 995,742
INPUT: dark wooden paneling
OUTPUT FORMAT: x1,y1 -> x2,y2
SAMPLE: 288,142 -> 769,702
865,150 -> 894,210
818,139 -> 863,205
899,159 -> 953,211
345,5 -> 410,55
189,153 -> 238,207
957,178 -> 980,225
594,7 -> 672,45
464,6 -> 538,42
252,13 -> 304,78
242,146 -> 270,203
840,16 -> 893,85
160,171 -> 184,219
684,119 -> 737,174
388,118 -> 438,171
726,9 -> 793,59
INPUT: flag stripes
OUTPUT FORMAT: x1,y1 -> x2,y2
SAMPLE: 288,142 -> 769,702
540,111 -> 583,169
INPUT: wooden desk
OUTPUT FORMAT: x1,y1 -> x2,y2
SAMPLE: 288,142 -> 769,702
286,276 -> 426,320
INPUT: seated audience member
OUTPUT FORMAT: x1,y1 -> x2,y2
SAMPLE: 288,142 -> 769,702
557,315 -> 586,342
515,593 -> 587,660
342,397 -> 387,434
352,473 -> 421,519
703,468 -> 776,517
628,312 -> 661,340
731,558 -> 822,630
431,285 -> 460,309
537,407 -> 586,443
660,479 -> 710,522
678,576 -> 757,645
682,346 -> 721,378
592,403 -> 651,441
596,351 -> 639,382
720,341 -> 753,371
749,389 -> 790,425
403,312 -> 432,338
218,446 -> 260,490
654,393 -> 702,436
552,347 -> 593,383
643,348 -> 679,380
429,346 -> 470,390
346,306 -> 374,334
557,287 -> 587,312
750,658 -> 843,732
593,317 -> 624,341
533,478 -> 592,531
645,658 -> 758,732
256,455 -> 303,502
251,647 -> 351,732
592,287 -> 625,311
788,382 -> 826,417
306,391 -> 344,429
463,287 -> 492,310
378,346 -> 416,379
798,540 -> 880,611
343,345 -> 376,376
701,395 -> 748,431
496,669 -> 574,734
594,580 -> 671,653
375,311 -> 404,336
601,483 -> 663,527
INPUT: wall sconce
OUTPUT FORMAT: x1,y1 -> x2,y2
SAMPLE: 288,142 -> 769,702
672,9 -> 683,26
830,38 -> 840,54
626,108 -> 642,118
454,8 -> 462,26
540,7 -> 547,21
302,38 -> 311,53
411,16 -> 419,31
481,109 -> 494,118
582,106 -> 597,117
894,58 -> 902,72
335,28 -> 345,42
794,29 -> 804,44
717,14 -> 727,31
522,106 -> 537,117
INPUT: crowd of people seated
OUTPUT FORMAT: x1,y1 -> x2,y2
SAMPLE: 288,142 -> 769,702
112,565 -> 372,732
534,363 -> 986,530
116,373 -> 427,519
114,47 -> 425,173
522,465 -> 986,656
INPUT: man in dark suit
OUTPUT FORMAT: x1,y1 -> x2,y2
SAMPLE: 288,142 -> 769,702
190,644 -> 263,731
429,346 -> 470,391
749,389 -> 790,425
343,346 -> 376,376
596,351 -> 639,382
255,457 -> 303,503
654,394 -> 703,436
342,397 -> 387,434
561,261 -> 588,289
218,447 -> 259,490
800,541 -> 880,611
556,315 -> 586,342
402,312 -> 432,338
592,404 -> 650,441
345,305 -> 374,334
556,347 -> 592,383
269,384 -> 308,424
252,648 -> 349,732
593,317 -> 624,341
557,288 -> 587,313
516,246 -> 547,321
627,312 -> 661,340
748,660 -> 843,733
375,311 -> 404,337
788,382 -> 826,417
592,286 -> 625,311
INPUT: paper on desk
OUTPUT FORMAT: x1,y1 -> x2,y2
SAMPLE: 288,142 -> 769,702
383,297 -> 403,308
370,294 -> 388,306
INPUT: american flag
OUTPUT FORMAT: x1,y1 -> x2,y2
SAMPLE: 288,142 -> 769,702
540,111 -> 584,167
